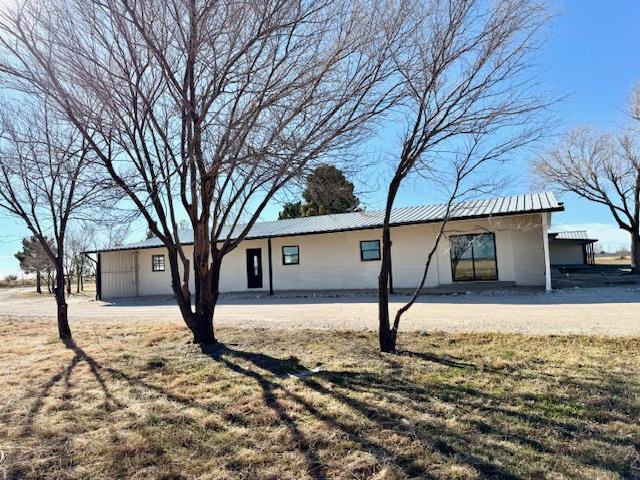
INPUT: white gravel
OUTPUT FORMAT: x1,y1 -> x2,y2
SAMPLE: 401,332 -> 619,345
1,285 -> 640,336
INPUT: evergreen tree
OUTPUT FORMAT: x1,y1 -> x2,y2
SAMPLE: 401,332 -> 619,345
279,164 -> 360,219
278,202 -> 303,220
15,236 -> 54,294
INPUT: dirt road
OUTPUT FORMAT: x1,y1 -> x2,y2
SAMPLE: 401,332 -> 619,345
1,286 -> 640,336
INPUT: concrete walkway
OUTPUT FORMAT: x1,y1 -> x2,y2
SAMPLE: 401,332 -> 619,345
1,285 -> 640,336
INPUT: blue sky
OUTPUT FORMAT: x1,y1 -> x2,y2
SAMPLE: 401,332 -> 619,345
1,0 -> 639,276
528,0 -> 640,251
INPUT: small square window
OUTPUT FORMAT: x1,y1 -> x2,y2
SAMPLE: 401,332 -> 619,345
360,240 -> 381,261
152,254 -> 165,272
282,245 -> 299,265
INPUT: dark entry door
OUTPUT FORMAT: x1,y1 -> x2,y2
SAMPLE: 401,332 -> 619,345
246,248 -> 263,289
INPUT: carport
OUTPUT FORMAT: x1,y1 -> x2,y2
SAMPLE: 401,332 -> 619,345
548,230 -> 597,266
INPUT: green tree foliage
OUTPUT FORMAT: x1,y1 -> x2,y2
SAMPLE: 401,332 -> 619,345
279,164 -> 360,219
15,236 -> 54,293
278,202 -> 303,220
15,236 -> 53,274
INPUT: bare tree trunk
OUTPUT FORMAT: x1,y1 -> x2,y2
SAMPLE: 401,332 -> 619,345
190,222 -> 217,345
192,279 -> 217,346
191,249 -> 222,346
378,175 -> 402,353
76,261 -> 80,293
54,260 -> 71,340
192,264 -> 219,346
167,242 -> 218,346
36,269 -> 42,294
631,228 -> 640,272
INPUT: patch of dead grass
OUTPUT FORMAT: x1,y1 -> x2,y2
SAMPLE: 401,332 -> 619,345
0,316 -> 638,479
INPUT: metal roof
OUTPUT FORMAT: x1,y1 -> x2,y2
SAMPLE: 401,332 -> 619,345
92,192 -> 563,253
549,230 -> 598,243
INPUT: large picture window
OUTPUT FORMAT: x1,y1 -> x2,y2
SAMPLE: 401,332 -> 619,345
450,233 -> 497,281
360,240 -> 381,261
282,245 -> 300,265
152,254 -> 165,272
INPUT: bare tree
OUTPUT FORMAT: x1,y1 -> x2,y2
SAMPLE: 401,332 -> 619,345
377,0 -> 551,352
535,84 -> 640,271
0,0 -> 406,346
66,225 -> 97,294
0,100 -> 103,340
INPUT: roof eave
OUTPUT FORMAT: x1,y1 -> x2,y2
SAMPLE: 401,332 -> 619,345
550,238 -> 598,244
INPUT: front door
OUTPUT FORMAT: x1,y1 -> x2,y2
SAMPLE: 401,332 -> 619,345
246,248 -> 263,289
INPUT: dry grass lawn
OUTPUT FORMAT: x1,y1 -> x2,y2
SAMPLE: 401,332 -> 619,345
595,256 -> 632,266
0,316 -> 639,479
14,283 -> 97,298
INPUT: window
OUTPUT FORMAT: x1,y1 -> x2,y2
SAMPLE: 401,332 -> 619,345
152,254 -> 165,272
360,240 -> 381,261
450,233 -> 497,281
282,245 -> 299,265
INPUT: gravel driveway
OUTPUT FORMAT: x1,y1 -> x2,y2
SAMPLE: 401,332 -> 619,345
1,286 -> 640,336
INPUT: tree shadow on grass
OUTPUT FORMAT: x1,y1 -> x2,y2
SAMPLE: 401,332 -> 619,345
16,340 -> 640,480
206,343 -> 639,480
205,344 -> 522,479
205,344 -> 329,480
399,349 -> 478,369
20,339 -> 121,436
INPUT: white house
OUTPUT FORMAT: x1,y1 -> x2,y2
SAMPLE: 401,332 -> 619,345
90,192 -> 563,300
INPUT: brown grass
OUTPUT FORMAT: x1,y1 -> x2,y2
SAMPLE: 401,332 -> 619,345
595,256 -> 632,266
13,283 -> 97,298
0,279 -> 36,288
0,316 -> 638,479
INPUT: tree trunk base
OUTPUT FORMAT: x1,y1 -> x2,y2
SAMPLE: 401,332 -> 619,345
191,320 -> 217,347
379,330 -> 397,354
54,281 -> 72,341
193,337 -> 218,346
57,307 -> 72,341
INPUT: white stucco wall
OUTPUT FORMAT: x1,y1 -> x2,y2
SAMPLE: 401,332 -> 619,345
550,242 -> 585,265
99,213 -> 548,299
136,248 -> 175,296
270,230 -> 387,291
432,214 -> 546,287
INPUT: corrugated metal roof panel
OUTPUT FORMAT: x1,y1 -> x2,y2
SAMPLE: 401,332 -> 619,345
92,192 -> 563,253
554,230 -> 587,240
550,230 -> 597,242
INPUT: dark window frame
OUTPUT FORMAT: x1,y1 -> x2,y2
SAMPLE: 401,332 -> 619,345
360,240 -> 381,262
449,233 -> 498,282
151,254 -> 165,272
282,245 -> 300,265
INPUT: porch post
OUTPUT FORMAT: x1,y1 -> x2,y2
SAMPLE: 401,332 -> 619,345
541,213 -> 552,291
96,253 -> 102,301
267,238 -> 274,296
